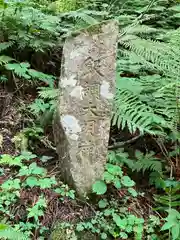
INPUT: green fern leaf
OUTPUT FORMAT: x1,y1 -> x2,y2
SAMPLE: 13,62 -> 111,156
29,99 -> 50,115
38,87 -> 59,99
119,36 -> 180,78
28,69 -> 55,87
112,88 -> 166,135
0,42 -> 13,52
153,83 -> 179,129
5,63 -> 31,79
0,55 -> 13,65
132,151 -> 163,173
74,12 -> 98,25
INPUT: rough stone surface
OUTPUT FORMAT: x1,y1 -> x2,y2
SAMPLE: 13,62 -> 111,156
53,20 -> 118,197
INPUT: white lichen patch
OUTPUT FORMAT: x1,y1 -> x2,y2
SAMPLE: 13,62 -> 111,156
61,115 -> 81,140
70,133 -> 79,141
100,80 -> 114,99
70,86 -> 84,100
70,45 -> 89,59
61,75 -> 77,88
70,49 -> 81,59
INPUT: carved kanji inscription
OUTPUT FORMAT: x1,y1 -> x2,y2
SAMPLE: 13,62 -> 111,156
53,20 -> 118,197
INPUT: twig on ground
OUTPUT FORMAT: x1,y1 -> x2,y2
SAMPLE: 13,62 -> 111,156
108,134 -> 141,150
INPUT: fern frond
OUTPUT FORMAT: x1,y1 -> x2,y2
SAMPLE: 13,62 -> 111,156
5,62 -> 31,79
29,99 -> 50,115
28,69 -> 55,87
138,75 -> 171,93
163,27 -> 180,45
153,82 -> 179,129
5,62 -> 56,86
0,42 -> 13,52
75,12 -> 99,25
155,194 -> 180,208
119,36 -> 180,78
112,150 -> 163,175
112,88 -> 166,135
169,5 -> 180,12
122,24 -> 158,35
2,5 -> 59,50
154,181 -> 180,208
132,151 -> 163,174
62,9 -> 101,25
0,55 -> 13,65
38,87 -> 59,99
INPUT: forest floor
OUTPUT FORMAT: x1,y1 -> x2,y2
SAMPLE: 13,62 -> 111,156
0,84 -> 159,238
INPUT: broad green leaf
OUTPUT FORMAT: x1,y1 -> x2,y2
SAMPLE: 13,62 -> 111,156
17,166 -> 31,176
91,219 -> 97,224
101,232 -> 107,239
19,151 -> 37,160
38,178 -> 55,189
127,215 -> 136,225
92,181 -> 107,195
108,151 -> 116,162
0,154 -> 12,164
114,178 -> 121,189
0,154 -> 22,167
172,224 -> 180,240
76,224 -> 84,232
149,215 -> 160,225
103,171 -> 114,183
121,176 -> 135,187
0,223 -> 8,230
161,221 -> 174,231
135,218 -> 144,224
128,187 -> 138,197
28,208 -> 44,219
37,197 -> 47,207
104,209 -> 113,216
98,199 -> 108,209
126,225 -> 133,233
134,224 -> 144,233
68,190 -> 75,199
2,179 -> 21,190
120,232 -> 128,239
106,163 -> 123,176
25,176 -> 39,187
166,209 -> 180,219
113,214 -> 127,229
29,163 -> 46,176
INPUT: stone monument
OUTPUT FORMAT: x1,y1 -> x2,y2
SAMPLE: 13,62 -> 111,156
53,20 -> 118,197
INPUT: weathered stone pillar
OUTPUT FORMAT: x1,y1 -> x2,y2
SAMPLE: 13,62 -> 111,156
53,20 -> 118,197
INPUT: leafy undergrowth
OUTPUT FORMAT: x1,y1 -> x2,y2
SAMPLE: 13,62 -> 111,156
0,135 -> 179,239
0,0 -> 180,239
0,151 -> 95,239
